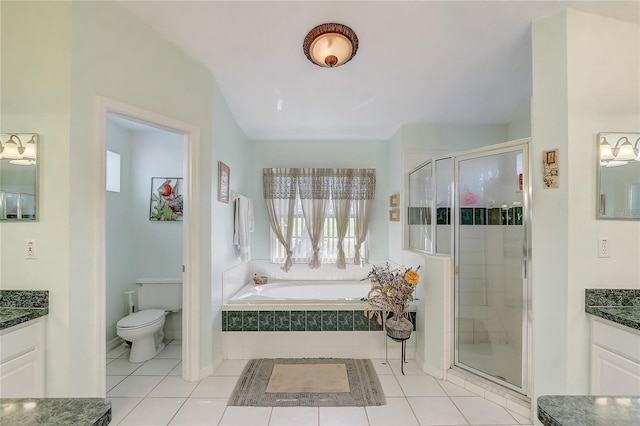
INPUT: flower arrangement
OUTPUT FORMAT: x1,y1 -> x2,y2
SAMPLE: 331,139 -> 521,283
362,263 -> 420,327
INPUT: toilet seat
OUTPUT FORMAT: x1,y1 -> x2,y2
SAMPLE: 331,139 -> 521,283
117,309 -> 165,329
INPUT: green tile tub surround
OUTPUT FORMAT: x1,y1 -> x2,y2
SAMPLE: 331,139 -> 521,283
274,311 -> 290,331
243,311 -> 259,331
322,311 -> 338,331
259,311 -> 275,331
338,311 -> 354,331
290,311 -> 306,331
227,311 -> 243,331
222,310 -> 416,332
353,311 -> 370,331
306,311 -> 322,331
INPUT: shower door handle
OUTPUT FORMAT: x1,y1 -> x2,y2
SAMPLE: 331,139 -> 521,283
521,259 -> 527,279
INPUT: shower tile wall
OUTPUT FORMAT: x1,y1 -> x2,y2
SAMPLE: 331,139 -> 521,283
458,224 -> 523,346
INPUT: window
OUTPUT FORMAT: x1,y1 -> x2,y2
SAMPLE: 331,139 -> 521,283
263,168 -> 375,270
270,195 -> 367,264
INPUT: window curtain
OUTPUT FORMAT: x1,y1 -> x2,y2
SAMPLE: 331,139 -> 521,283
298,168 -> 332,269
331,169 -> 354,269
263,168 -> 298,272
351,169 -> 376,265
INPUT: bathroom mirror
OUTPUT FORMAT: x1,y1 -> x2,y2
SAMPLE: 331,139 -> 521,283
0,133 -> 38,220
597,132 -> 640,219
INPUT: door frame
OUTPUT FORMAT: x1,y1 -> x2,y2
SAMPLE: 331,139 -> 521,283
95,97 -> 202,390
450,138 -> 532,396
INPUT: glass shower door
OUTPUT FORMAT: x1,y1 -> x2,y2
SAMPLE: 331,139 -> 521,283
454,143 -> 529,394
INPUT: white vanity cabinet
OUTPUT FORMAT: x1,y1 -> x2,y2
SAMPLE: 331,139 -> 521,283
0,317 -> 46,397
590,317 -> 640,395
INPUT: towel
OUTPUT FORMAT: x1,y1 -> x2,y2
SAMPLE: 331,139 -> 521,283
233,195 -> 254,261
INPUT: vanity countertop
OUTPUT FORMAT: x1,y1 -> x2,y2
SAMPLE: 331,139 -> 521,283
0,398 -> 111,426
537,395 -> 640,426
0,308 -> 48,331
585,289 -> 640,331
0,290 -> 49,331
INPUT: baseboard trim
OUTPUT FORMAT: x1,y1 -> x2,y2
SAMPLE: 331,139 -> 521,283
164,331 -> 182,340
106,336 -> 124,352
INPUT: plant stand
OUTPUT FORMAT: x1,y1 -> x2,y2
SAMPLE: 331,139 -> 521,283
384,316 -> 413,375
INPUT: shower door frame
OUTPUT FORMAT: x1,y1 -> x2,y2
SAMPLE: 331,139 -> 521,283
451,139 -> 531,396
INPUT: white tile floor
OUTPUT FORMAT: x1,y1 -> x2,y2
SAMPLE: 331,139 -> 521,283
106,340 -> 533,426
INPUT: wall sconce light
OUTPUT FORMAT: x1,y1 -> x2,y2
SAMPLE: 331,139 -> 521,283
303,23 -> 358,68
600,136 -> 640,163
0,134 -> 37,165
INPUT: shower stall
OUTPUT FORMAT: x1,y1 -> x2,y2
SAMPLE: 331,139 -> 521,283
408,140 -> 530,395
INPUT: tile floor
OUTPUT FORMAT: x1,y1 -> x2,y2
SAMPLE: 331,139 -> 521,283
106,340 -> 533,426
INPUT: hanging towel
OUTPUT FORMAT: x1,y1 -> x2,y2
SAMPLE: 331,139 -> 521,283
233,195 -> 254,261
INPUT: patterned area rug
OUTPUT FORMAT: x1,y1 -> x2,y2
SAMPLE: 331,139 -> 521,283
227,358 -> 386,407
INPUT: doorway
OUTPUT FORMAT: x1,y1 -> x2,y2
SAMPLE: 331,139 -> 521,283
97,97 -> 202,392
105,114 -> 184,355
453,141 -> 530,395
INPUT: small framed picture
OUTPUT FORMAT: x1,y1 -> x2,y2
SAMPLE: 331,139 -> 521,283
389,193 -> 400,207
389,208 -> 400,221
542,148 -> 559,189
218,161 -> 230,203
149,177 -> 183,221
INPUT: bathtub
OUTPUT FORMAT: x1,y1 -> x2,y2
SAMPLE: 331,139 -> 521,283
228,280 -> 373,305
222,279 -> 417,360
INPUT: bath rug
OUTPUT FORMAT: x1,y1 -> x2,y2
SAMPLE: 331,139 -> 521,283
266,363 -> 350,393
227,358 -> 386,407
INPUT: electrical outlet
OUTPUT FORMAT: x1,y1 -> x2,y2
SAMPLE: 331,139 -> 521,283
25,240 -> 37,259
597,238 -> 610,258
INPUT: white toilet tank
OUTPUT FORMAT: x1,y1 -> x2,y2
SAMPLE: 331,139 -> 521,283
137,278 -> 182,311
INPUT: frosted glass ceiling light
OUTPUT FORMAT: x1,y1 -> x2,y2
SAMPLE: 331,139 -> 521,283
303,23 -> 358,68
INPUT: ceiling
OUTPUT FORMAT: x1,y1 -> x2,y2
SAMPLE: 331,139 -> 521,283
116,1 -> 640,141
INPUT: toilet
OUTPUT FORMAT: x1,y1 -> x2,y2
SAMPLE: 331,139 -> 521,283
117,278 -> 182,363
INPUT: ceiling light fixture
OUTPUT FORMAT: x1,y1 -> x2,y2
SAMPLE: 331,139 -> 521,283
303,23 -> 358,68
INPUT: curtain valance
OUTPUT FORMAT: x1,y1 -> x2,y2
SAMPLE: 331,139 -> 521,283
262,168 -> 376,200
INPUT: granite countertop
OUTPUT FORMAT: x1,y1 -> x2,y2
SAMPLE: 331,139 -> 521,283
0,398 -> 111,426
585,289 -> 640,332
0,290 -> 49,331
538,395 -> 640,426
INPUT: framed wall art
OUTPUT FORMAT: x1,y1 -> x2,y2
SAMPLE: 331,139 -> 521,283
389,208 -> 400,221
149,177 -> 183,221
218,161 -> 230,203
542,148 -> 559,189
389,193 -> 400,207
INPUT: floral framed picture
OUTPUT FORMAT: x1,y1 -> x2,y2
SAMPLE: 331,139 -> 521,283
149,177 -> 183,221
218,161 -> 230,203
